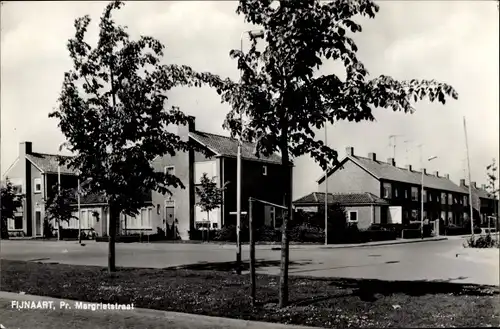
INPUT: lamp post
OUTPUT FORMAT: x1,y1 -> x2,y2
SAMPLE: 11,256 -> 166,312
324,124 -> 328,245
236,29 -> 264,274
420,145 -> 437,239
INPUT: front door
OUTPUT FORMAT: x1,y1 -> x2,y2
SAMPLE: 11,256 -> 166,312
35,210 -> 42,236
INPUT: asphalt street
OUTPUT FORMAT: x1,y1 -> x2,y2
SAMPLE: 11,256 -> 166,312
1,238 -> 498,286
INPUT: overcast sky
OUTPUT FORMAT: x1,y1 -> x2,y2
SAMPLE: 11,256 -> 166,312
1,1 -> 499,198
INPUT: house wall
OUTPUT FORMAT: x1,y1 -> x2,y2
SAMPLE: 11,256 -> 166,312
194,154 -> 222,229
318,159 -> 380,197
3,159 -> 25,235
344,205 -> 373,230
222,157 -> 291,228
150,123 -> 192,240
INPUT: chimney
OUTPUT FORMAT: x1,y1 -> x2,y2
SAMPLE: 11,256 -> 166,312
368,152 -> 376,161
460,179 -> 466,187
406,164 -> 413,172
444,174 -> 450,180
471,181 -> 477,188
19,141 -> 32,157
188,116 -> 196,132
387,158 -> 396,166
346,147 -> 354,156
421,168 -> 427,175
433,171 -> 439,177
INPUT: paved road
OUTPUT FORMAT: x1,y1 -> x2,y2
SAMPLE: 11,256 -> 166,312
0,292 -> 314,329
1,239 -> 498,286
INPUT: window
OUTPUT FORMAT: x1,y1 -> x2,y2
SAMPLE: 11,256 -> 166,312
459,197 -> 462,204
262,165 -> 267,176
348,211 -> 358,222
454,197 -> 458,204
448,194 -> 453,205
429,193 -> 433,202
423,211 -> 427,219
411,209 -> 418,220
394,187 -> 399,198
463,196 -> 468,205
423,190 -> 427,203
212,223 -> 218,229
125,207 -> 152,229
164,166 -> 175,176
34,178 -> 42,193
441,193 -> 447,205
411,187 -> 418,201
383,183 -> 392,198
14,216 -> 22,230
404,189 -> 408,199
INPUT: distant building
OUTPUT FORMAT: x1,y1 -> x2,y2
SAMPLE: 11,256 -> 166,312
293,192 -> 389,229
459,180 -> 498,226
315,146 -> 471,226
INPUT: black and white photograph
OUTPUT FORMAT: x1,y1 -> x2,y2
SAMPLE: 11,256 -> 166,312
0,0 -> 499,328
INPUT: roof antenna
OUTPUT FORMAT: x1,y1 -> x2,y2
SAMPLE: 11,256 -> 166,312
388,135 -> 402,162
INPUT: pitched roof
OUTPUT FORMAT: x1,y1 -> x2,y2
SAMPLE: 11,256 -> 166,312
320,155 -> 465,194
67,189 -> 152,206
459,184 -> 495,200
189,131 -> 283,165
26,153 -> 76,175
293,192 -> 389,206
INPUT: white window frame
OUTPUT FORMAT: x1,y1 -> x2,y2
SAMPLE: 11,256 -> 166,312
270,207 -> 276,228
262,165 -> 268,176
125,207 -> 153,229
411,187 -> 418,201
383,183 -> 392,198
164,166 -> 175,176
348,210 -> 358,223
34,178 -> 42,193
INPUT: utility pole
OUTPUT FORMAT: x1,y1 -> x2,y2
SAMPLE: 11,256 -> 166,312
389,135 -> 402,162
463,117 -> 475,238
324,123 -> 328,246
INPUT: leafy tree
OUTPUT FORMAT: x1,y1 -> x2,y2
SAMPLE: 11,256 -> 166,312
195,173 -> 226,241
199,0 -> 458,307
486,159 -> 499,229
1,179 -> 24,239
45,183 -> 79,239
49,1 -> 203,272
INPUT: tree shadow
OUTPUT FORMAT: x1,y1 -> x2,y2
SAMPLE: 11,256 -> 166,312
290,276 -> 498,306
167,259 -> 313,272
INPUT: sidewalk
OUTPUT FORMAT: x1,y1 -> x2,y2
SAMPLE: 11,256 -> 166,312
234,236 -> 448,250
0,291 -> 318,329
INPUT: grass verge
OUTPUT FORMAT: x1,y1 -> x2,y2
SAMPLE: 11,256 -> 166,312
1,259 -> 498,328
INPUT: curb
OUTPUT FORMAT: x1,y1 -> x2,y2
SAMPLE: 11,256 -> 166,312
270,237 -> 448,250
0,291 -> 318,329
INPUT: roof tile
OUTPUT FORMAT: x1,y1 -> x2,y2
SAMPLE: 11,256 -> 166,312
294,192 -> 389,206
189,131 -> 283,165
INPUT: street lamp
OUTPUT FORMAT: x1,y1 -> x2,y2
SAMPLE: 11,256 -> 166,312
236,29 -> 265,274
420,147 -> 438,239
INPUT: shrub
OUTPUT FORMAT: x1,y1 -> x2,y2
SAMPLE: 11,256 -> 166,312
188,229 -> 218,241
288,224 -> 324,243
43,219 -> 54,239
256,226 -> 281,242
464,234 -> 499,248
360,229 -> 397,242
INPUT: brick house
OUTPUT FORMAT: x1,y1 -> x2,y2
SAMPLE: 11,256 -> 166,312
292,192 -> 389,229
151,117 -> 292,240
459,180 -> 498,227
3,117 -> 291,240
317,147 -> 470,226
1,142 -> 122,237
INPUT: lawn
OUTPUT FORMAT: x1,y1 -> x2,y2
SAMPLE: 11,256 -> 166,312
1,259 -> 499,328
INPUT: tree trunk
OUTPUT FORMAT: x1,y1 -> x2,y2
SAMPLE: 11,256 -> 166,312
207,211 -> 210,242
278,132 -> 291,308
108,204 -> 118,273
